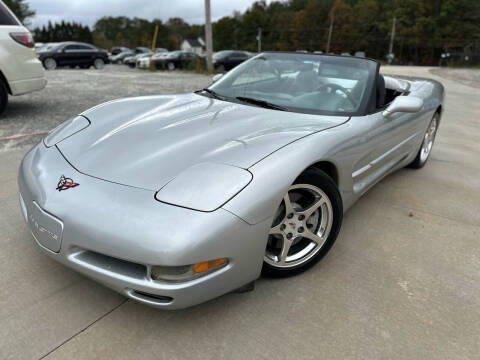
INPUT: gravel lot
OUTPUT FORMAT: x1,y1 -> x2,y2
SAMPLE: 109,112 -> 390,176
1,65 -> 480,359
0,65 -> 212,151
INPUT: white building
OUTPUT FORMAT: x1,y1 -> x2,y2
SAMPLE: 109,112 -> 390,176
180,37 -> 205,56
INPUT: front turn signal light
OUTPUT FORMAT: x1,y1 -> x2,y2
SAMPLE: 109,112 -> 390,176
151,258 -> 228,283
193,258 -> 228,273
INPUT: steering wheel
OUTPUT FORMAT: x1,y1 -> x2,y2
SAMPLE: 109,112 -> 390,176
316,83 -> 357,108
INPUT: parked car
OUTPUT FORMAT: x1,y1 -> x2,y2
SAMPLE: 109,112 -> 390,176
0,0 -> 46,115
154,51 -> 198,70
18,52 -> 444,309
111,46 -> 131,56
124,52 -> 151,68
38,42 -> 109,70
135,46 -> 151,54
36,42 -> 59,53
138,52 -> 169,69
212,50 -> 250,72
109,50 -> 134,64
354,51 -> 366,58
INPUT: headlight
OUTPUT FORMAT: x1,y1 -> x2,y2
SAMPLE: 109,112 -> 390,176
151,258 -> 228,282
43,115 -> 90,147
155,162 -> 252,212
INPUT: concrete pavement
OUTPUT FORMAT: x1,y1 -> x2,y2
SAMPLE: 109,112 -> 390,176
0,66 -> 479,359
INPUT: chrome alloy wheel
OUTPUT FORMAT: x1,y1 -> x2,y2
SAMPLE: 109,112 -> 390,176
44,58 -> 57,70
94,58 -> 105,70
420,116 -> 438,163
264,184 -> 334,268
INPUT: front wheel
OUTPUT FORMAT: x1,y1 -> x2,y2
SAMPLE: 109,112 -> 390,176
409,113 -> 439,169
43,58 -> 57,70
94,58 -> 105,70
263,168 -> 343,277
167,62 -> 175,71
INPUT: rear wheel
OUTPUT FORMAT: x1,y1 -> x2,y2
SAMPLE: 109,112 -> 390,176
43,58 -> 57,70
0,81 -> 8,116
167,62 -> 175,71
94,58 -> 105,70
262,168 -> 343,277
409,113 -> 439,169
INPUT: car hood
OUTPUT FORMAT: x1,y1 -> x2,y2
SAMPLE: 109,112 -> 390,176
57,93 -> 348,190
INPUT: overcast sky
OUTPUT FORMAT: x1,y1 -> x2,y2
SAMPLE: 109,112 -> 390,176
28,0 -> 270,28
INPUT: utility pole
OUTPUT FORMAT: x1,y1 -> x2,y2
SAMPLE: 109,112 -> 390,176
326,0 -> 341,54
256,28 -> 262,53
388,17 -> 396,64
204,0 -> 213,72
326,14 -> 334,53
326,13 -> 335,54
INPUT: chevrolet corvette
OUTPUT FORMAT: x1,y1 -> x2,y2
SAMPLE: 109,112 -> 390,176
18,52 -> 444,309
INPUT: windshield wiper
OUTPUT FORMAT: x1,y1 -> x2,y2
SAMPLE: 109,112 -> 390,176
235,96 -> 289,111
196,88 -> 225,100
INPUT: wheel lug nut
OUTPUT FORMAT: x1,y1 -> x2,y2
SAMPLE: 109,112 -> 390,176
298,227 -> 304,233
298,215 -> 305,220
287,233 -> 293,239
287,213 -> 294,219
280,224 -> 286,230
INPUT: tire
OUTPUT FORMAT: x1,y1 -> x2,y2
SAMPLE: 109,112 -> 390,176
128,63 -> 135,68
93,58 -> 105,70
43,58 -> 57,70
216,64 -> 226,73
409,112 -> 439,169
167,62 -> 175,71
0,80 -> 8,116
262,168 -> 343,277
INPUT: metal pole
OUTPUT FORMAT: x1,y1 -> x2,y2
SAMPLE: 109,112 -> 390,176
388,17 -> 396,58
257,27 -> 262,53
204,0 -> 213,72
149,25 -> 159,70
326,14 -> 334,53
151,25 -> 159,52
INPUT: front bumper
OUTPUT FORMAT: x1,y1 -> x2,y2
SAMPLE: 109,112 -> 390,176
18,143 -> 270,309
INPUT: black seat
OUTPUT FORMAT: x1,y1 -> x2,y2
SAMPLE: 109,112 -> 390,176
376,74 -> 386,108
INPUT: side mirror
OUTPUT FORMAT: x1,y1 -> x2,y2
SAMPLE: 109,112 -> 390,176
383,96 -> 423,117
212,73 -> 224,82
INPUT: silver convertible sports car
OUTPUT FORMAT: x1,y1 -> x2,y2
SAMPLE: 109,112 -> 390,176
19,53 -> 444,309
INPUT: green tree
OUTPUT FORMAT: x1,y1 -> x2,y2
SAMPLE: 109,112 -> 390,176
3,0 -> 35,25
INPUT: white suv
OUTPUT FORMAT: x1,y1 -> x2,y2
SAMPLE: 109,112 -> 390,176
0,1 -> 46,115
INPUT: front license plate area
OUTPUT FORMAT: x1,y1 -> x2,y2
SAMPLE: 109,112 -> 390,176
28,201 -> 63,253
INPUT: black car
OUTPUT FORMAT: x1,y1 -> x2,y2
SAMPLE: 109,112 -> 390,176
154,51 -> 198,70
38,42 -> 109,70
212,50 -> 251,72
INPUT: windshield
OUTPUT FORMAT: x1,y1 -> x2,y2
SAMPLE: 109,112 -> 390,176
213,50 -> 233,60
167,51 -> 181,58
208,52 -> 378,116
